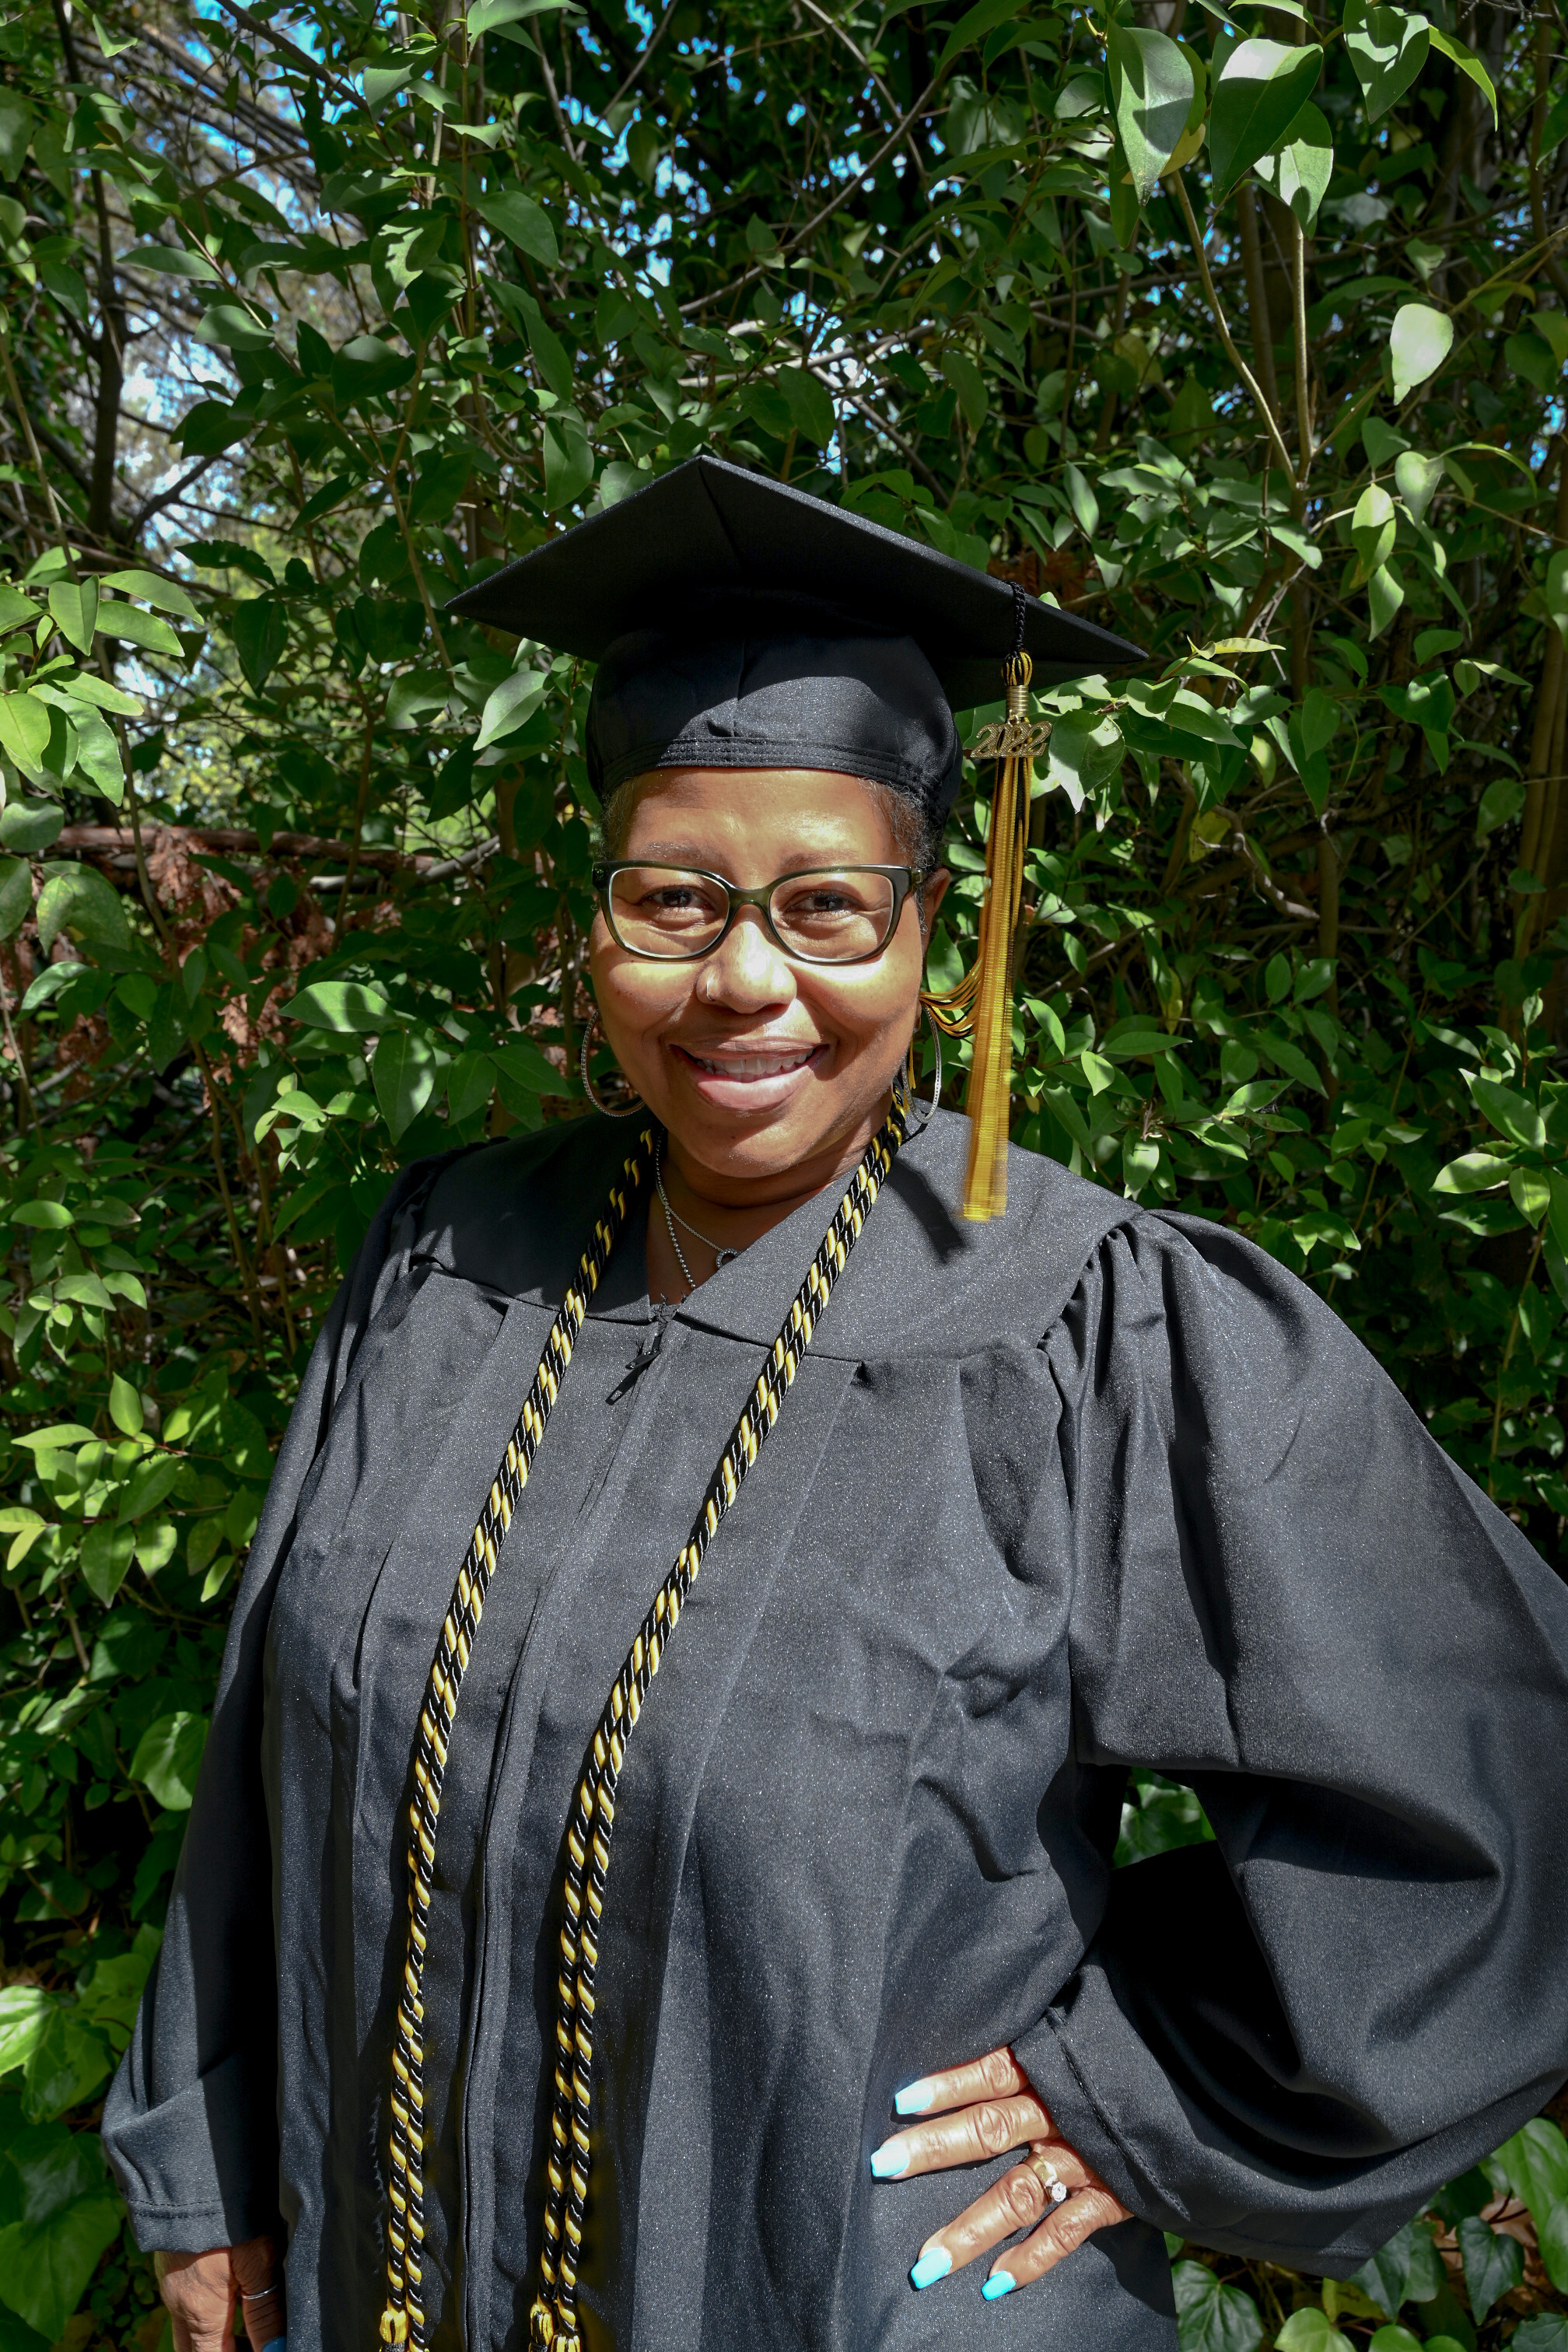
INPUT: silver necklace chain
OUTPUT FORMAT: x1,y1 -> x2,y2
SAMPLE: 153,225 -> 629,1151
656,1136 -> 740,1296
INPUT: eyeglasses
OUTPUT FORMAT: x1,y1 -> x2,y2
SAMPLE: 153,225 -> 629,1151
591,860 -> 928,966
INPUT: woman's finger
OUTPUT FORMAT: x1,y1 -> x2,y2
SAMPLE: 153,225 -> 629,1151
870,2088 -> 1051,2179
980,2184 -> 1132,2301
891,2043 -> 1033,2121
155,2250 -> 238,2352
233,2233 -> 285,2352
906,2144 -> 1097,2287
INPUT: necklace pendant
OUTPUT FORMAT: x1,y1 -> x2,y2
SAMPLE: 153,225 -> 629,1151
715,1248 -> 739,1269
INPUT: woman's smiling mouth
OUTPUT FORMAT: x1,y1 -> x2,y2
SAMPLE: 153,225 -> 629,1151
675,1043 -> 824,1079
669,1041 -> 828,1102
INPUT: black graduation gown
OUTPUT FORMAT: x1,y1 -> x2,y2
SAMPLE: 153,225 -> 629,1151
103,1108 -> 1568,2352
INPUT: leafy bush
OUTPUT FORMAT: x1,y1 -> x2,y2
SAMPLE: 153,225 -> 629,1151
0,0 -> 1563,2340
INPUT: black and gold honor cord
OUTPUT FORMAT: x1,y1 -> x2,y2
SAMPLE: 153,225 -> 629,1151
378,1101 -> 908,2352
377,1129 -> 653,2351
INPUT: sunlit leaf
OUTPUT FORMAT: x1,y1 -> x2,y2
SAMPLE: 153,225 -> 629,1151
1390,303 -> 1454,402
1106,23 -> 1194,201
1209,39 -> 1322,198
1346,5 -> 1431,119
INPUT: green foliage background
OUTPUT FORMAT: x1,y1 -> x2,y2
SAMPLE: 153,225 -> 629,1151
0,0 -> 1564,2341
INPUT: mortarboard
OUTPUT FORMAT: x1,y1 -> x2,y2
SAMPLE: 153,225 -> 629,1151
446,454 -> 1145,1220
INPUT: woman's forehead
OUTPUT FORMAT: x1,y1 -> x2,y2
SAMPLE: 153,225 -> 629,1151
617,768 -> 903,859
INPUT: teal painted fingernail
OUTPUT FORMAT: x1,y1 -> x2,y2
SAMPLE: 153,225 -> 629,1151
982,2272 -> 1017,2301
895,2078 -> 936,2116
910,2249 -> 951,2290
870,2140 -> 908,2179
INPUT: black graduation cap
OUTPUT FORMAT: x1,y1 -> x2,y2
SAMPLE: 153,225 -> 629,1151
444,454 -> 1143,824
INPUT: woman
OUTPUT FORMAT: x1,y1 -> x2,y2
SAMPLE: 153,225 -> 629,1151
107,459 -> 1568,2352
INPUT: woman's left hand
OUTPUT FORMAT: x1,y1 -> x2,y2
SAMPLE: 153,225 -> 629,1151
870,2045 -> 1131,2301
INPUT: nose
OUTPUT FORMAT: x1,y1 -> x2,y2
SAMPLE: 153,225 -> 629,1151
698,907 -> 796,1011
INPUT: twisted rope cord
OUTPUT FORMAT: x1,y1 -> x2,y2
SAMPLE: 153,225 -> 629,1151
379,1131 -> 656,2350
529,1099 -> 908,2352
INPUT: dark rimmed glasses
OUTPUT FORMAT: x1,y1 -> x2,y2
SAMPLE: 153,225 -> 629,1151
591,860 -> 928,966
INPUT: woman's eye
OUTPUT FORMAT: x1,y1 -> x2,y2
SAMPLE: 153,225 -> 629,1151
779,887 -> 863,920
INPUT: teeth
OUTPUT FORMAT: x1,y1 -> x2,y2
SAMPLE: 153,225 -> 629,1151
691,1049 -> 814,1078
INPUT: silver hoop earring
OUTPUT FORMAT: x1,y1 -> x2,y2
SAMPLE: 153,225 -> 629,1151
579,1012 -> 643,1118
900,1003 -> 943,1132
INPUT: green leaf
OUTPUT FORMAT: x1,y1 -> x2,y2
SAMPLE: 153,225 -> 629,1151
489,1034 -> 573,1094
27,1188 -> 100,1247
781,366 -> 838,445
19,2009 -> 111,2125
129,1711 -> 208,1810
1106,23 -> 1195,201
8,1423 -> 95,1447
1346,5 -> 1431,120
1431,1150 -> 1511,1194
1477,772 -> 1526,840
1209,40 -> 1323,199
1354,2218 -> 1447,2317
123,242 -> 223,283
1498,2119 -> 1568,2239
1426,26 -> 1494,121
514,296 -> 575,401
468,0 -> 581,32
1368,561 -> 1405,639
1276,2312 -> 1353,2352
0,2190 -> 121,2341
542,410 -> 593,512
1457,2217 -> 1523,2321
1390,303 -> 1454,403
1175,2267 -> 1260,2352
0,856 -> 30,940
934,0 -> 1027,79
58,670 -> 139,719
476,669 -> 546,749
0,800 -> 63,852
0,1989 -> 51,2079
331,333 -> 417,404
121,1456 -> 180,1523
0,90 -> 35,181
194,300 -> 274,351
0,693 -> 52,770
474,189 -> 560,266
1469,1073 -> 1547,1150
230,597 -> 288,694
100,569 -> 201,623
1047,714 -> 1125,810
80,1521 -> 135,1604
1394,449 -> 1444,523
34,865 -> 130,953
1254,100 -> 1332,227
1514,2319 -> 1568,2352
283,980 -> 396,1033
936,351 -> 986,434
446,1050 -> 495,1125
372,1027 -> 438,1137
1352,482 -> 1396,575
1062,462 -> 1099,537
0,588 -> 40,637
96,600 -> 184,658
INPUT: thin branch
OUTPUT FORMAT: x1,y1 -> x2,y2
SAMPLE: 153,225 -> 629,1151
1166,167 -> 1297,496
610,0 -> 678,106
680,76 -> 940,316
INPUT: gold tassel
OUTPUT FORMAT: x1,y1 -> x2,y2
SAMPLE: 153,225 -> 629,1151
923,649 -> 1046,1222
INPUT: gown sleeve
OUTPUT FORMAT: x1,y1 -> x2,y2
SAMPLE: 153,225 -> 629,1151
1012,1209 -> 1568,2276
102,1157 -> 457,2252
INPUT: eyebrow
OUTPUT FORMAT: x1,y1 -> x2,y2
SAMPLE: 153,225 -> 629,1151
623,845 -> 865,870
